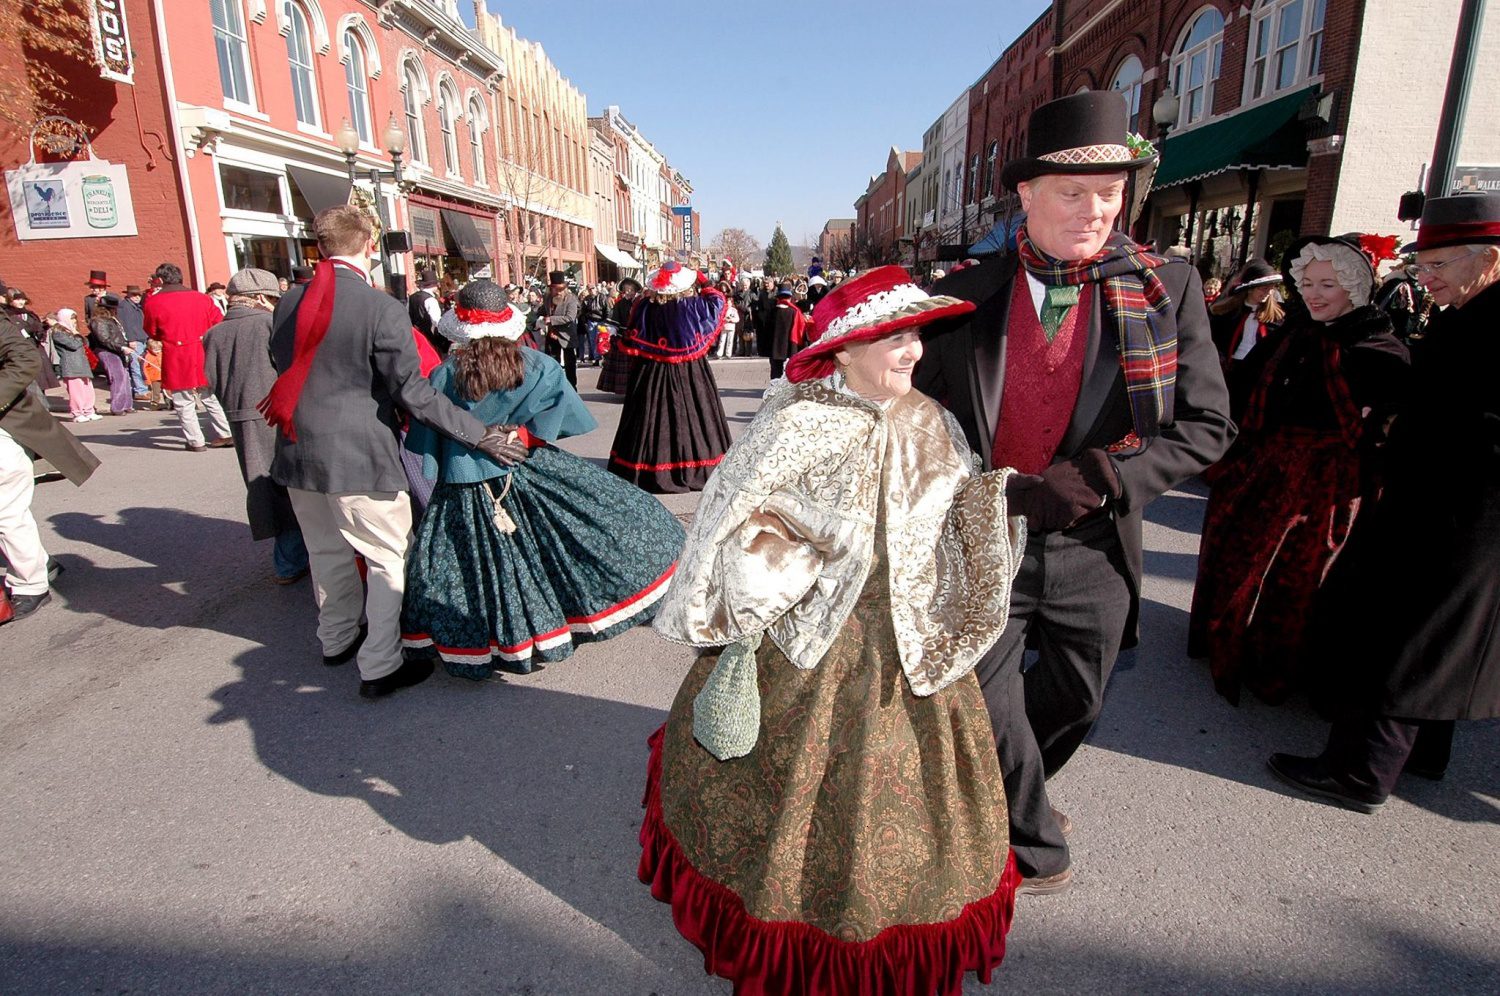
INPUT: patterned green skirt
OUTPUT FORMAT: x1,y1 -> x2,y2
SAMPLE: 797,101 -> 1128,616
639,559 -> 1018,995
401,445 -> 685,678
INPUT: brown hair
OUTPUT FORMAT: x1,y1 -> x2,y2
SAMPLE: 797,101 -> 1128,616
454,336 -> 525,400
314,205 -> 375,257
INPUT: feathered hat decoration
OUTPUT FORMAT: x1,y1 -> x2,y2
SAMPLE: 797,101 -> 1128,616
646,260 -> 700,299
1357,234 -> 1402,267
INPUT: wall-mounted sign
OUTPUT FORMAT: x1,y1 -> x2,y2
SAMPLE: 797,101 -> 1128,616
682,212 -> 694,251
91,0 -> 134,85
6,159 -> 139,240
670,204 -> 693,216
1452,165 -> 1500,194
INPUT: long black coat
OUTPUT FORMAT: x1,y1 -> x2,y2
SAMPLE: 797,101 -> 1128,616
1315,282 -> 1500,721
0,321 -> 99,485
915,247 -> 1235,647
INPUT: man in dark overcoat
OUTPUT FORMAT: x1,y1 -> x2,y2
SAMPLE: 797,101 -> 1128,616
203,268 -> 308,585
760,286 -> 803,380
915,91 -> 1234,893
1270,193 -> 1500,811
0,313 -> 99,621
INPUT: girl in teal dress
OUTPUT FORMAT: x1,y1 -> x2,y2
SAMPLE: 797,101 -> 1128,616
401,280 -> 685,678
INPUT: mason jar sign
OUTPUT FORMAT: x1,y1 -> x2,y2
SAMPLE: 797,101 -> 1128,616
82,174 -> 119,229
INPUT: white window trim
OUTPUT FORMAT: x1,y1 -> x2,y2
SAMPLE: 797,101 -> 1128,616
335,14 -> 381,78
436,77 -> 462,180
1240,0 -> 1328,109
342,33 -> 372,146
276,0 -> 330,55
214,0 -> 259,111
1168,6 -> 1226,133
400,57 -> 431,165
284,2 -> 322,130
1110,55 -> 1145,133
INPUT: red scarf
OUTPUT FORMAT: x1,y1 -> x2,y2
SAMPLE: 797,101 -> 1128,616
258,258 -> 364,442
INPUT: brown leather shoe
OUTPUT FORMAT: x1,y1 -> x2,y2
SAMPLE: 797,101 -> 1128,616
1052,807 -> 1073,837
1018,867 -> 1073,896
207,436 -> 235,449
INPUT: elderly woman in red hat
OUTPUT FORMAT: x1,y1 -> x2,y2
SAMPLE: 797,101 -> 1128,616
639,267 -> 1027,996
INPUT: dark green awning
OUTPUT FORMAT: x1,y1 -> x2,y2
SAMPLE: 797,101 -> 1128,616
1152,87 -> 1317,190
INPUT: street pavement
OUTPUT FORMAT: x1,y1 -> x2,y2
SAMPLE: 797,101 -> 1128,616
2,359 -> 1496,996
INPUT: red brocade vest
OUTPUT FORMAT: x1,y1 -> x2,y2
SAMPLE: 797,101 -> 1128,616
991,276 -> 1093,475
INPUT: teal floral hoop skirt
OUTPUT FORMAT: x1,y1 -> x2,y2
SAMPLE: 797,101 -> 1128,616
401,444 -> 685,678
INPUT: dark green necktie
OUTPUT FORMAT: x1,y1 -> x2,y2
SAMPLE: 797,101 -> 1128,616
1041,284 -> 1080,342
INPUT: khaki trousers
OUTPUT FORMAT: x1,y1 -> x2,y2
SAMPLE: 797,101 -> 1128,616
287,488 -> 412,681
0,427 -> 48,596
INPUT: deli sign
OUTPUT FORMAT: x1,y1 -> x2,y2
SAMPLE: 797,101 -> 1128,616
91,0 -> 133,85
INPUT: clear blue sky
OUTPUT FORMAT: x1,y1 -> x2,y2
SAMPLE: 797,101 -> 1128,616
465,1 -> 1050,251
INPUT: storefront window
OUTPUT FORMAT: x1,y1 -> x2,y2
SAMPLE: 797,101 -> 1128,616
221,164 -> 285,214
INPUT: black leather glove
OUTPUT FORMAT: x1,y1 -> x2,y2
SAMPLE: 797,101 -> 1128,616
475,424 -> 529,467
1005,449 -> 1122,532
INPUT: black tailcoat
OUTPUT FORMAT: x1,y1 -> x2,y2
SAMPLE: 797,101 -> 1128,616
914,244 -> 1235,646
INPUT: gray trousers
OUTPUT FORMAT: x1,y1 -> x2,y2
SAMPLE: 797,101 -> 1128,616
974,513 -> 1132,878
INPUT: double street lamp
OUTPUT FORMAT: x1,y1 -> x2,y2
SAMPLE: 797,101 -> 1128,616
335,113 -> 410,300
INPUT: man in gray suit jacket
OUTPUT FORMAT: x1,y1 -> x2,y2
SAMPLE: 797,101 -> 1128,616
267,205 -> 521,699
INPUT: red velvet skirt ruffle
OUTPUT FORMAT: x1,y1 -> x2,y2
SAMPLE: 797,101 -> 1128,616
637,727 -> 1020,996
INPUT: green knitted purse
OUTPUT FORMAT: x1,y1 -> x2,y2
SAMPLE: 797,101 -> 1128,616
692,633 -> 763,761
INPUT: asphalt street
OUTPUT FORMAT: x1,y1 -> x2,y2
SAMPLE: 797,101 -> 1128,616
2,359 -> 1496,995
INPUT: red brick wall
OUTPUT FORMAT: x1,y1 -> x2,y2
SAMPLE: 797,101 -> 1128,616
0,2 -> 193,316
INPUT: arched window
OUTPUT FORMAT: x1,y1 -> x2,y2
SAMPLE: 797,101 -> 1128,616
467,96 -> 486,183
1246,0 -> 1329,102
211,0 -> 254,106
437,81 -> 460,176
402,61 -> 428,164
1170,8 -> 1225,128
985,140 -> 998,198
1111,55 -> 1145,133
343,31 -> 370,145
285,2 -> 319,127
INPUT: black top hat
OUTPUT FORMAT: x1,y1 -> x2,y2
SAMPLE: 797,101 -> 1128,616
1001,91 -> 1156,190
1409,192 -> 1500,252
548,270 -> 568,286
292,266 -> 314,283
87,270 -> 108,287
418,268 -> 439,289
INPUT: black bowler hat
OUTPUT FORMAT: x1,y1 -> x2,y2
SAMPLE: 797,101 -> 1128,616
1001,91 -> 1157,190
1409,192 -> 1500,252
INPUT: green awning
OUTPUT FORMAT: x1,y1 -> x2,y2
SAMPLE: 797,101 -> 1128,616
1152,87 -> 1318,190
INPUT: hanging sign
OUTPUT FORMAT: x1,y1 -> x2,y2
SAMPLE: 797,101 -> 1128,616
91,0 -> 134,85
682,212 -> 694,250
6,160 -> 139,240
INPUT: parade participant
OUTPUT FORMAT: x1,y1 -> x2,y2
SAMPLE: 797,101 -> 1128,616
540,271 -> 580,387
400,280 -> 684,678
87,294 -> 134,416
206,282 -> 229,315
804,272 -> 830,314
607,261 -> 732,493
1188,236 -> 1408,706
203,268 -> 309,585
1208,259 -> 1283,416
597,277 -> 640,395
261,205 -> 524,700
142,262 -> 234,452
642,266 -> 1024,995
50,310 -> 98,423
761,285 -> 804,380
408,269 -> 444,357
83,270 -> 108,322
915,91 -> 1234,894
116,285 -> 150,401
0,317 -> 99,623
5,289 -> 58,394
1269,193 -> 1500,812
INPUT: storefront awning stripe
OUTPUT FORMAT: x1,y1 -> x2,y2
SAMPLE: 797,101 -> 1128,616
285,166 -> 352,217
1151,87 -> 1318,191
595,243 -> 642,270
440,209 -> 491,264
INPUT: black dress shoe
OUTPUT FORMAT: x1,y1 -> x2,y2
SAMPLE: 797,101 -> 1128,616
2,589 -> 50,622
1267,753 -> 1386,814
359,657 -> 435,700
322,626 -> 366,667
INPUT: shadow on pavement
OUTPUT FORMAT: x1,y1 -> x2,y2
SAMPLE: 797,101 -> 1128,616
206,627 -> 676,971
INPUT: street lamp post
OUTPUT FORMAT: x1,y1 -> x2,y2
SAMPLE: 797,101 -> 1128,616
1151,89 -> 1184,253
336,114 -> 409,301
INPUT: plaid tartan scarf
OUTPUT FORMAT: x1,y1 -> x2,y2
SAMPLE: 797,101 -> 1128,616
1016,227 -> 1175,438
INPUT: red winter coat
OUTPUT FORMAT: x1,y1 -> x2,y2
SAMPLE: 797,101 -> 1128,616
143,285 -> 222,391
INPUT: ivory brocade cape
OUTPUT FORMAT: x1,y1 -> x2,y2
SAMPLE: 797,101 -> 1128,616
653,378 -> 1025,696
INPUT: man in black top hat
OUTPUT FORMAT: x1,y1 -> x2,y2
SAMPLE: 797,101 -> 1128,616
1269,192 -> 1500,812
541,269 -> 580,387
916,90 -> 1233,894
84,270 -> 109,322
408,269 -> 444,356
